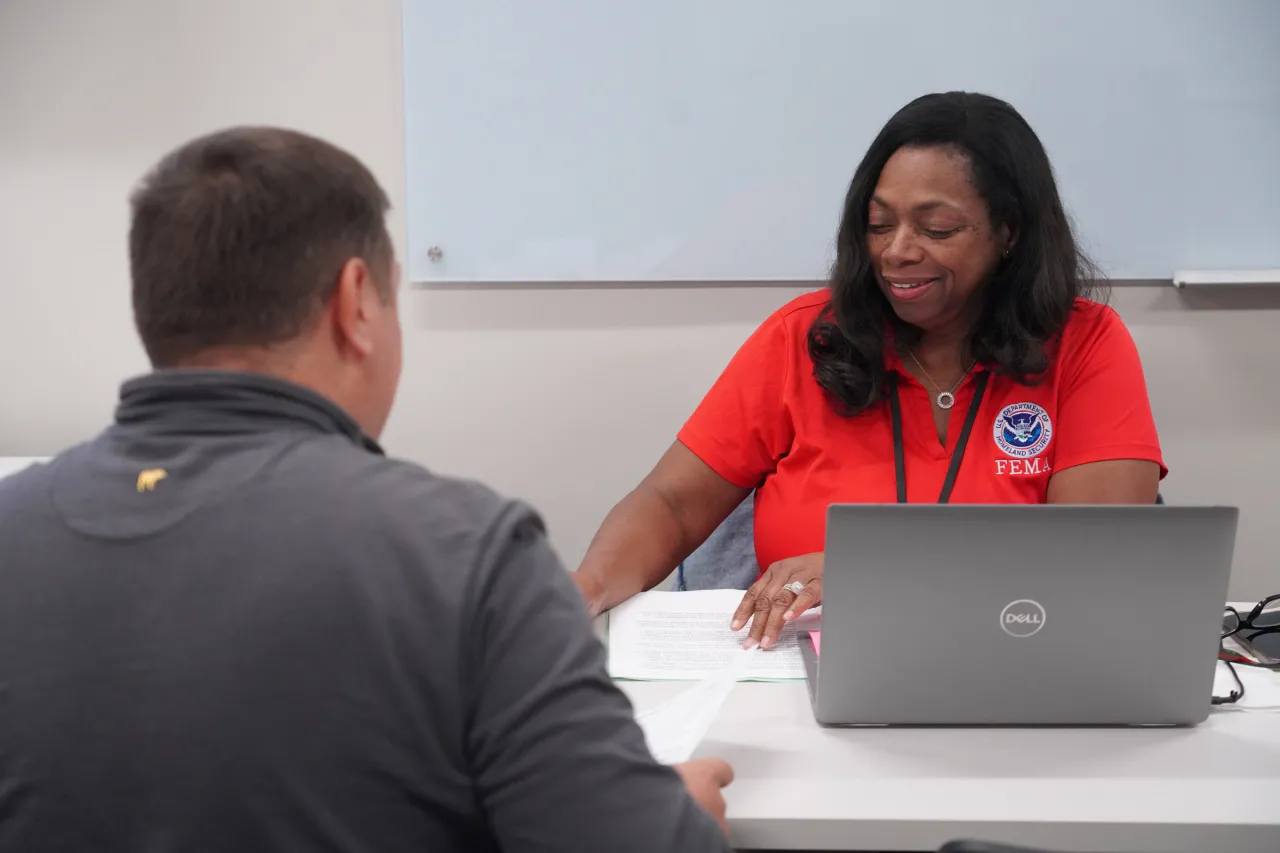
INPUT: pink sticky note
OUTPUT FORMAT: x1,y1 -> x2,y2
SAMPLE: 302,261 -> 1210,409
809,631 -> 821,655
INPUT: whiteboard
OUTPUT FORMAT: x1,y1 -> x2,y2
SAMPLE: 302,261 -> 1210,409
402,0 -> 1280,283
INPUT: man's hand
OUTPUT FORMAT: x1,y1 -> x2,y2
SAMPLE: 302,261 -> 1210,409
571,571 -> 606,618
674,757 -> 735,835
730,552 -> 823,650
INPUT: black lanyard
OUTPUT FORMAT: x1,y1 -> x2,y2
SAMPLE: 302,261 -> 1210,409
888,370 -> 990,504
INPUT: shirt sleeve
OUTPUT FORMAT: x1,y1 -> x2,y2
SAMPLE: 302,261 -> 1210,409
461,506 -> 731,853
1052,305 -> 1167,478
676,310 -> 795,488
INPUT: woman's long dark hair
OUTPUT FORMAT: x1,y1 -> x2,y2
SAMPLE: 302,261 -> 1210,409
808,91 -> 1104,415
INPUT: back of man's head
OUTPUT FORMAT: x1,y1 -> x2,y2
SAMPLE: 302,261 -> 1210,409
128,126 -> 402,437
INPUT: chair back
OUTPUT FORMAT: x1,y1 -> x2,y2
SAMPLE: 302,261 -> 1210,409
673,493 -> 757,590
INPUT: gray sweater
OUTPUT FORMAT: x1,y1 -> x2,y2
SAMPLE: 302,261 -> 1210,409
0,370 -> 728,853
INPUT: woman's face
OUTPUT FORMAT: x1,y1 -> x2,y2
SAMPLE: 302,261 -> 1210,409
866,145 -> 1011,337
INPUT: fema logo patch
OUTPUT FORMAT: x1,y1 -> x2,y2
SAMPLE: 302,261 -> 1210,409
993,402 -> 1052,458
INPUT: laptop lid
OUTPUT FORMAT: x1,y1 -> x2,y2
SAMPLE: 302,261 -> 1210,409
812,504 -> 1238,726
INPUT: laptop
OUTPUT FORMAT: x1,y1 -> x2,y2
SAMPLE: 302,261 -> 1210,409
800,504 -> 1238,727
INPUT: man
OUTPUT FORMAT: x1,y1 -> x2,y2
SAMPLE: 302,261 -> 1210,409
0,127 -> 733,852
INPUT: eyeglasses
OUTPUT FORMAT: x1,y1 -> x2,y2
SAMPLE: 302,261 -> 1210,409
1222,594 -> 1280,645
1214,594 -> 1280,706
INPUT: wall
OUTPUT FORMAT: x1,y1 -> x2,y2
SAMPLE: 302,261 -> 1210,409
1,0 -> 1276,598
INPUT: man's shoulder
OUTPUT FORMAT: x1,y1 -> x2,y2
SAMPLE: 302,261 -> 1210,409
361,454 -> 534,535
292,435 -> 528,508
0,434 -> 543,577
0,453 -> 72,511
283,440 -> 541,559
0,457 -> 53,513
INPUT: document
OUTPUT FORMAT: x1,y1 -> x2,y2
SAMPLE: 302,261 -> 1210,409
634,646 -> 759,764
607,589 -> 806,680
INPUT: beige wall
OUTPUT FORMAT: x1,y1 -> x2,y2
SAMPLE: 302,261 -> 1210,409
2,0 -> 1276,598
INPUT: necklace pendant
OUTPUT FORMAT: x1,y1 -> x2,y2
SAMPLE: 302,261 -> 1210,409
936,391 -> 956,410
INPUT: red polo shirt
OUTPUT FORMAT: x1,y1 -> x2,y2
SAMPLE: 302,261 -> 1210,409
676,290 -> 1167,574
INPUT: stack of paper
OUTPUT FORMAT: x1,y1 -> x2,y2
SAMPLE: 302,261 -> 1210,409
610,590 -> 813,763
607,589 -> 806,681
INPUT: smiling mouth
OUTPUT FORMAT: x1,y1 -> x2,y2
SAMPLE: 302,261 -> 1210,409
884,277 -> 937,291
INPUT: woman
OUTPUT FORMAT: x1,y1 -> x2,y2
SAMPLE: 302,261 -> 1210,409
574,91 -> 1165,650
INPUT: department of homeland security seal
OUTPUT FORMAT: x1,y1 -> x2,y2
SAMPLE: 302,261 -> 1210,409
993,402 -> 1052,458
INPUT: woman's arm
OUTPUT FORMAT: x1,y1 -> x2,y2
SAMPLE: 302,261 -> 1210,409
576,300 -> 801,613
1047,459 -> 1160,504
574,442 -> 750,615
1046,304 -> 1166,502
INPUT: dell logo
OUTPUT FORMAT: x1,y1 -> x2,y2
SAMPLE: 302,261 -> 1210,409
999,599 -> 1046,638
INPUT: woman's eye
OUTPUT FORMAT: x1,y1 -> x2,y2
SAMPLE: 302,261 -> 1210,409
867,223 -> 892,234
923,228 -> 958,239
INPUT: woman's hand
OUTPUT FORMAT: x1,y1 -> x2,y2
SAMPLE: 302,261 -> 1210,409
730,552 -> 823,650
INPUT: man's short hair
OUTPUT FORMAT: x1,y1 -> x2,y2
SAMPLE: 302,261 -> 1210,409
129,126 -> 393,367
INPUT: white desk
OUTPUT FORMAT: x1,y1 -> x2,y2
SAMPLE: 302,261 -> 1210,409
619,679 -> 1280,852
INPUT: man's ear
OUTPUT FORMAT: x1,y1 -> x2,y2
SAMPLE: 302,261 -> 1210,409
331,257 -> 377,358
